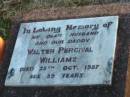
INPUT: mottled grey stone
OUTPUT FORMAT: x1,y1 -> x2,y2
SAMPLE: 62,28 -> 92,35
5,16 -> 118,86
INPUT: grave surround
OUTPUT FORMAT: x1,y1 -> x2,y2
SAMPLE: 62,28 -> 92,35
0,3 -> 130,97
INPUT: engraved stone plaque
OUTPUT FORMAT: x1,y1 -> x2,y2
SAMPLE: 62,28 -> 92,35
5,16 -> 118,86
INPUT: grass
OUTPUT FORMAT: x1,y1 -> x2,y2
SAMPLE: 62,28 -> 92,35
0,17 -> 11,39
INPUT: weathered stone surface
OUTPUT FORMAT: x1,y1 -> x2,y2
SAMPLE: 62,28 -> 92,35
5,16 -> 118,86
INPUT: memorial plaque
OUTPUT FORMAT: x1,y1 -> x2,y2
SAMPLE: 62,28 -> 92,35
5,16 -> 118,86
